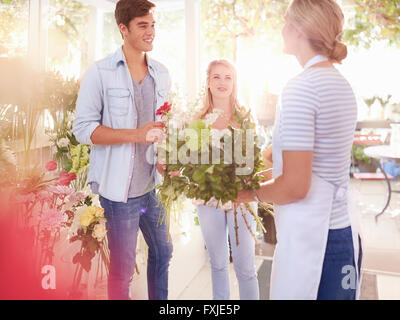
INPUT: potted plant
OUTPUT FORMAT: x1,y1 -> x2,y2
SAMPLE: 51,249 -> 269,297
364,96 -> 377,119
377,95 -> 392,120
352,145 -> 377,172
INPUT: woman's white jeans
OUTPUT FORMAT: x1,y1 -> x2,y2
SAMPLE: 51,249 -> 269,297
197,203 -> 260,300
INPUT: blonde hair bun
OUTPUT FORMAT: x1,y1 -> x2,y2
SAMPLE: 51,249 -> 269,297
330,41 -> 347,64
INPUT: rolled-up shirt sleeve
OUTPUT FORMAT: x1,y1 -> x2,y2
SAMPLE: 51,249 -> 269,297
73,64 -> 104,145
279,79 -> 319,151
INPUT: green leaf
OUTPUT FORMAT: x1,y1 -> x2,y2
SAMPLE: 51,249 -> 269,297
62,157 -> 73,172
192,168 -> 206,183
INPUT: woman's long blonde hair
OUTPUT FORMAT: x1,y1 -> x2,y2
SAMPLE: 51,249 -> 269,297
286,0 -> 347,63
196,59 -> 241,120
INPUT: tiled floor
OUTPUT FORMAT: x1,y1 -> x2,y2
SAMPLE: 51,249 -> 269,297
352,179 -> 400,300
177,257 -> 265,300
177,179 -> 400,300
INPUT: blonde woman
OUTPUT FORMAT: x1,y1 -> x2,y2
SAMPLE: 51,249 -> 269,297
236,0 -> 362,300
195,59 -> 260,300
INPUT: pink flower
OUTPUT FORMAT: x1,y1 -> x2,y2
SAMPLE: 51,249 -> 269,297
37,191 -> 52,203
68,191 -> 86,204
156,102 -> 172,117
47,185 -> 74,196
14,193 -> 36,204
45,161 -> 57,171
40,209 -> 66,230
57,171 -> 76,186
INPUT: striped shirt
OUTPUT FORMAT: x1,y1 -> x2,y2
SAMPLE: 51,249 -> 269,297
279,67 -> 358,229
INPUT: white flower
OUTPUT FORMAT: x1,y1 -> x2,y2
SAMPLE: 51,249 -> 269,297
169,109 -> 187,129
67,204 -> 86,238
211,128 -> 231,149
46,132 -> 57,141
57,137 -> 70,148
63,200 -> 74,212
82,185 -> 94,198
92,223 -> 107,241
204,112 -> 220,127
91,194 -> 101,208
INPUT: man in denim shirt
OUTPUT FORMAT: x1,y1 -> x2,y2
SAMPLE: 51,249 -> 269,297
73,0 -> 172,300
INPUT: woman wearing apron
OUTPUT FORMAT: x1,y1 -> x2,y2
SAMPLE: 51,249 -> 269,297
235,0 -> 362,300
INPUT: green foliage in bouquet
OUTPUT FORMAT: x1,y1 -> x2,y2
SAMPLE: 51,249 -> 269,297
157,105 -> 266,241
162,107 -> 264,202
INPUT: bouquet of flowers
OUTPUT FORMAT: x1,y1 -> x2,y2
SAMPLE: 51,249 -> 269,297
46,110 -> 90,191
69,205 -> 109,272
156,102 -> 267,244
13,160 -> 109,297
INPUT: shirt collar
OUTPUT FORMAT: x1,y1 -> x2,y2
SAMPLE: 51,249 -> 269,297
113,46 -> 155,71
303,54 -> 328,69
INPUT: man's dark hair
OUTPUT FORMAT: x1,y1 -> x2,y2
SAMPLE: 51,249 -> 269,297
115,0 -> 155,31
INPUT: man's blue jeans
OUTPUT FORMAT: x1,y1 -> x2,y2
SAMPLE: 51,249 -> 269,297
99,190 -> 173,300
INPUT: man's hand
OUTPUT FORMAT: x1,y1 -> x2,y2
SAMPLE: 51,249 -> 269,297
156,160 -> 181,177
136,122 -> 166,144
156,160 -> 167,175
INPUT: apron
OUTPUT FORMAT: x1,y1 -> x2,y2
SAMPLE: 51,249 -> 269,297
269,55 -> 362,300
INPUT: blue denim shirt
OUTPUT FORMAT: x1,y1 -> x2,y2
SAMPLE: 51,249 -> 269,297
73,47 -> 171,203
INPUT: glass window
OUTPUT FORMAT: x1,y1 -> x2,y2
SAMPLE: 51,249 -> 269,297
46,0 -> 90,79
0,0 -> 29,58
151,1 -> 185,92
102,11 -> 121,58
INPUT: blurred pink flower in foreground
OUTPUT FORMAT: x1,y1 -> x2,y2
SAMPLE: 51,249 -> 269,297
57,171 -> 77,186
47,185 -> 74,196
14,193 -> 36,204
45,161 -> 57,171
40,208 -> 66,230
37,191 -> 52,203
68,191 -> 86,204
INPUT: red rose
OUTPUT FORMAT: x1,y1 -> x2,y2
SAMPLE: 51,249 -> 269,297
45,161 -> 57,171
57,171 -> 76,186
156,102 -> 172,117
68,172 -> 77,182
57,176 -> 70,186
